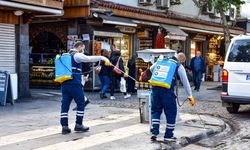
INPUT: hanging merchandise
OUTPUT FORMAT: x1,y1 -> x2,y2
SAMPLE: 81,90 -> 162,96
155,28 -> 165,48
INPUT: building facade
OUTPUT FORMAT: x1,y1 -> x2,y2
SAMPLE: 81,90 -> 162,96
0,0 -> 64,98
92,0 -> 244,82
237,0 -> 250,35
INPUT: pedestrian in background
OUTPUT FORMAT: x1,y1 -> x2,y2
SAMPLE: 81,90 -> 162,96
127,55 -> 137,94
190,51 -> 206,92
60,41 -> 110,134
98,49 -> 112,99
150,53 -> 195,142
110,50 -> 131,100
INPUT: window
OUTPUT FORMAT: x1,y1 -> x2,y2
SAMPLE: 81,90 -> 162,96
228,40 -> 250,62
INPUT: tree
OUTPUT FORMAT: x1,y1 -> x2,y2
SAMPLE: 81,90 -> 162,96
192,0 -> 245,51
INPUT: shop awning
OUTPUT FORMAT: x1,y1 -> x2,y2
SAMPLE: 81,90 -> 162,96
99,14 -> 137,27
132,20 -> 160,26
161,24 -> 188,41
91,25 -> 123,38
179,26 -> 239,36
0,0 -> 63,15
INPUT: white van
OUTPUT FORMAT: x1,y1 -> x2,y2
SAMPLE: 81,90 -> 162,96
221,35 -> 250,113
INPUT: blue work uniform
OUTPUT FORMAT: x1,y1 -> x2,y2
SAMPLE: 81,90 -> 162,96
150,56 -> 193,140
150,67 -> 178,139
60,53 -> 85,127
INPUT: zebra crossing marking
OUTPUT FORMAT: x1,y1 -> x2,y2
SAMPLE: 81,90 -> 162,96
35,124 -> 148,150
0,113 -> 138,147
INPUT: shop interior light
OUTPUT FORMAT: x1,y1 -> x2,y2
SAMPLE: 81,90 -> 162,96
14,10 -> 24,16
191,42 -> 195,49
217,36 -> 222,40
165,35 -> 170,38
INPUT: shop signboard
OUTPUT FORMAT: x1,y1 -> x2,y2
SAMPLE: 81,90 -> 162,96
193,35 -> 206,41
0,71 -> 9,106
167,35 -> 186,41
94,31 -> 123,38
116,26 -> 136,34
82,34 -> 90,41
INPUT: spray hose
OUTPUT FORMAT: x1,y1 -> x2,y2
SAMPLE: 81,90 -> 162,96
108,63 -> 206,128
109,63 -> 137,82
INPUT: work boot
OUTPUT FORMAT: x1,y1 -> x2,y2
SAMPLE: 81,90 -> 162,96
62,126 -> 71,135
163,137 -> 177,144
74,124 -> 89,132
151,135 -> 157,142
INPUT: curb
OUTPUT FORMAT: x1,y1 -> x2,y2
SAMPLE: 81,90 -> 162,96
167,115 -> 227,149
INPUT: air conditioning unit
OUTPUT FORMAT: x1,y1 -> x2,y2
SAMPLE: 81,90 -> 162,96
170,0 -> 181,5
201,5 -> 215,14
211,9 -> 221,18
156,0 -> 170,9
229,7 -> 236,20
139,0 -> 151,5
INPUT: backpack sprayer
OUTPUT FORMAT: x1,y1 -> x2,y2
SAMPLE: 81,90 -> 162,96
110,63 -> 206,128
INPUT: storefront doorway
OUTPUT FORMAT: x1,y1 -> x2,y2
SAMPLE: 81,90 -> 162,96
29,22 -> 67,87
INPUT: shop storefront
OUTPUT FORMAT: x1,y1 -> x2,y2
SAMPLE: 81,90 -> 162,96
29,22 -> 68,87
114,26 -> 136,62
135,24 -> 188,89
80,24 -> 125,90
162,24 -> 188,52
189,33 -> 224,82
136,27 -> 155,88
206,35 -> 225,81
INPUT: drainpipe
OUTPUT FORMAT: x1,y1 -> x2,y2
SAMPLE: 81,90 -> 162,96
0,0 -> 63,15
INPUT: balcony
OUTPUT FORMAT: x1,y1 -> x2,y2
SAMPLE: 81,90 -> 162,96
9,0 -> 64,10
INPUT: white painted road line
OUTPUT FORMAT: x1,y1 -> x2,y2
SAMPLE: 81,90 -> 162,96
35,124 -> 148,150
32,93 -> 54,97
0,113 -> 138,147
47,91 -> 62,95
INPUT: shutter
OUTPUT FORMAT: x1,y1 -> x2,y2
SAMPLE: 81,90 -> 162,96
0,23 -> 16,73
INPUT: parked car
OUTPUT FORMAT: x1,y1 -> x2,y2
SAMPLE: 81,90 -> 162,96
221,35 -> 250,113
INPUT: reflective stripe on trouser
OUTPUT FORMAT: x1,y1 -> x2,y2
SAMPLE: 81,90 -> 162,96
61,84 -> 85,126
151,86 -> 177,138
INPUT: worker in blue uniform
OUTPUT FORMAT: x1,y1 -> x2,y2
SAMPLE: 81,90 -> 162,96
149,53 -> 195,142
60,41 -> 110,134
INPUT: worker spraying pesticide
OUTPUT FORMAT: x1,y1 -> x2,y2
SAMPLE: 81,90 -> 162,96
148,53 -> 195,143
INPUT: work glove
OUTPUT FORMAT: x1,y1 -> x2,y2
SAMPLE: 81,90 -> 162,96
102,57 -> 111,66
188,96 -> 195,106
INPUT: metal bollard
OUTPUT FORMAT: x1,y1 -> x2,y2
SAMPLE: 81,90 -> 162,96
137,90 -> 152,124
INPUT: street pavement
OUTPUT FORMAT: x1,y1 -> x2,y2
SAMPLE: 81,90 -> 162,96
0,82 -> 227,150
